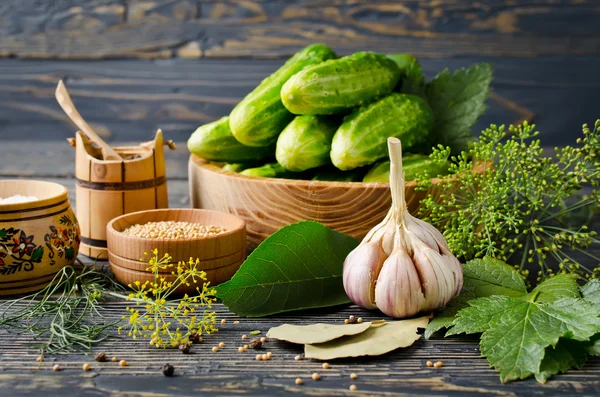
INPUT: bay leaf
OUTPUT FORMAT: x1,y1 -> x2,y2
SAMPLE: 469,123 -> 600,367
304,316 -> 430,360
267,322 -> 379,344
215,221 -> 358,317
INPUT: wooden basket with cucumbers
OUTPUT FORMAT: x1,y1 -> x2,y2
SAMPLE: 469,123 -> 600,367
188,44 -> 494,246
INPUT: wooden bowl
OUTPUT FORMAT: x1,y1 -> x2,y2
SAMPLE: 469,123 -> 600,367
106,208 -> 246,293
0,180 -> 80,296
189,155 -> 446,248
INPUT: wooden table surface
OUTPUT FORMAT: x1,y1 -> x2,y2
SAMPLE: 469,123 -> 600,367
1,0 -> 600,395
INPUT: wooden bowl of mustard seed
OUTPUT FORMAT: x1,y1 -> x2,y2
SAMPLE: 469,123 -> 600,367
106,208 -> 246,293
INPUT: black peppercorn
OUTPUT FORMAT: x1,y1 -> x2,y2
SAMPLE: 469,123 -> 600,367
163,363 -> 175,377
179,343 -> 191,354
94,352 -> 107,362
248,338 -> 262,349
189,331 -> 202,344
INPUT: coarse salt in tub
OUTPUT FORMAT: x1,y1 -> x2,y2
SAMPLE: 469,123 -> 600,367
0,195 -> 39,204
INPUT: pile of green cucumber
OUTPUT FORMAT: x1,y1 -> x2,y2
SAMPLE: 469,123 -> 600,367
187,44 -> 482,182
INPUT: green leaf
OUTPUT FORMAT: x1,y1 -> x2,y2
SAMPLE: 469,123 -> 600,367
30,246 -> 44,263
452,295 -> 600,383
215,221 -> 357,317
426,63 -> 493,154
581,279 -> 600,305
587,334 -> 600,356
425,257 -> 526,338
536,338 -> 589,383
400,58 -> 426,98
532,274 -> 580,303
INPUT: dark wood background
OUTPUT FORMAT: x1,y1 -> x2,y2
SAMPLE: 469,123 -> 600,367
1,1 -> 600,396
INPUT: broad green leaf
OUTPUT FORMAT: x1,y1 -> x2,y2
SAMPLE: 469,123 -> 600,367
426,257 -> 526,338
426,63 -> 492,154
536,339 -> 589,383
532,274 -> 580,303
400,58 -> 425,98
453,295 -> 600,383
587,334 -> 600,356
304,316 -> 429,360
581,279 -> 600,305
215,221 -> 357,317
267,321 -> 384,345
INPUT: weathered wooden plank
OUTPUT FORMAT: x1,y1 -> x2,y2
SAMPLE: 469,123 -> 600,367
1,56 -> 599,179
1,0 -> 599,59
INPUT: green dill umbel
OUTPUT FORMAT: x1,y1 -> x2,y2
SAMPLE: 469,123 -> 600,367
418,120 -> 600,281
0,262 -> 124,354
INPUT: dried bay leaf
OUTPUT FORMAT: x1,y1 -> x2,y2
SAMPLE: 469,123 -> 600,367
304,316 -> 430,360
267,322 -> 375,344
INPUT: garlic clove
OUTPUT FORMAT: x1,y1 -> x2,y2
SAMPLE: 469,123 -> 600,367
343,241 -> 386,309
405,214 -> 449,252
412,239 -> 462,311
374,249 -> 425,318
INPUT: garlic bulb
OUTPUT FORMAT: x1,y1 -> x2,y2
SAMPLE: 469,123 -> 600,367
343,137 -> 463,318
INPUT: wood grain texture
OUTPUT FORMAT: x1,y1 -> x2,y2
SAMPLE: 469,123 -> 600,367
1,0 -> 599,59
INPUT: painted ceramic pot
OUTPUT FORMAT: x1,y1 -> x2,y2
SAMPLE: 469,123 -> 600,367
0,180 -> 80,296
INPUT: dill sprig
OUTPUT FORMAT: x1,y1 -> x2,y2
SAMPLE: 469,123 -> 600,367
0,262 -> 124,354
115,249 -> 218,348
418,120 -> 600,281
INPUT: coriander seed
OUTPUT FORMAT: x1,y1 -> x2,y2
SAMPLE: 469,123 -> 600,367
234,321 -> 240,325
294,355 -> 302,361
238,347 -> 245,353
261,354 -> 269,361
350,384 -> 358,391
244,345 -> 249,350
218,342 -> 225,348
434,361 -> 443,368
426,360 -> 433,367
266,352 -> 273,359
53,364 -> 61,372
260,337 -> 267,343
322,362 -> 330,369
212,346 -> 219,353
350,373 -> 358,379
295,378 -> 303,385
242,334 -> 249,340
256,354 -> 262,361
344,319 -> 349,324
94,352 -> 107,362
82,363 -> 91,371
221,319 -> 227,325
119,360 -> 127,367
163,363 -> 175,377
35,356 -> 42,363
357,317 -> 363,323
312,373 -> 321,381
111,356 -> 118,362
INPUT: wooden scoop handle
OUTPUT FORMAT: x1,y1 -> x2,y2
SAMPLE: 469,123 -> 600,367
55,80 -> 121,161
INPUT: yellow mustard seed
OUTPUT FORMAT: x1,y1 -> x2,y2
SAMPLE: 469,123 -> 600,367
350,384 -> 358,391
344,319 -> 349,324
219,342 -> 225,348
261,354 -> 269,361
322,362 -> 330,369
242,334 -> 248,340
266,352 -> 273,359
119,360 -> 127,367
212,346 -> 219,353
312,373 -> 320,381
111,356 -> 118,362
121,221 -> 225,240
221,319 -> 227,325
426,360 -> 433,367
256,354 -> 262,361
244,345 -> 249,350
238,347 -> 245,353
53,364 -> 60,372
295,378 -> 303,385
234,321 -> 240,325
434,361 -> 443,368
35,356 -> 42,363
260,337 -> 267,343
357,317 -> 363,323
294,355 -> 302,361
350,373 -> 358,379
82,363 -> 91,371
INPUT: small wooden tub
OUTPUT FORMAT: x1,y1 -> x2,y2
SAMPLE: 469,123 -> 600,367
106,209 -> 246,293
71,130 -> 172,259
0,180 -> 80,295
